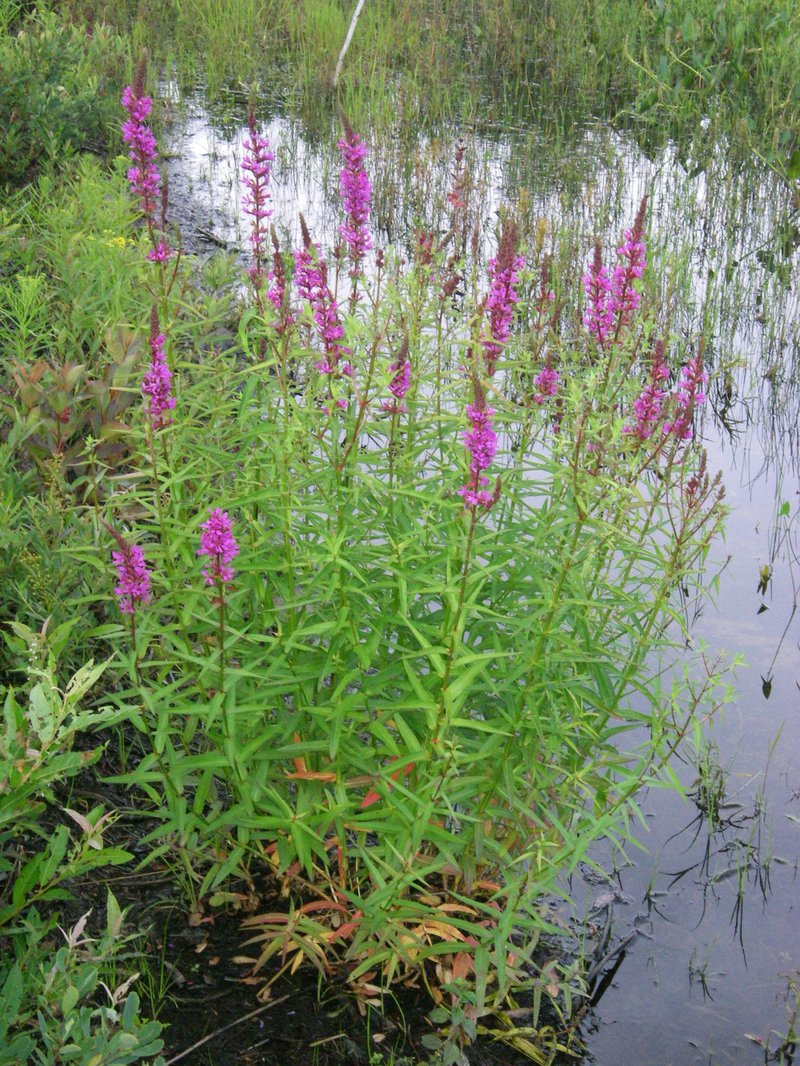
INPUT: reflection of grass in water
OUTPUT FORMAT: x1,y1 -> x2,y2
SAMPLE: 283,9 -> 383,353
62,0 -> 800,167
667,725 -> 784,944
766,971 -> 800,1063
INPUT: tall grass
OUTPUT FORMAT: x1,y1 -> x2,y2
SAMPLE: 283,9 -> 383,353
53,0 -> 800,171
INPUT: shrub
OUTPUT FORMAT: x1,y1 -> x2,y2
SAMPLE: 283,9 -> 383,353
0,8 -> 127,186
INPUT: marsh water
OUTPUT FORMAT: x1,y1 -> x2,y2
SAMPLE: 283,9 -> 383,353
159,84 -> 799,1064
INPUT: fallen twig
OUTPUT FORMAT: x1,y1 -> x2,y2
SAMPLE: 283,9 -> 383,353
164,992 -> 292,1064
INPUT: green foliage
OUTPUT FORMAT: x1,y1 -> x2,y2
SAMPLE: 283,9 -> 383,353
0,156 -> 145,367
0,623 -> 131,924
0,160 -> 159,678
0,901 -> 165,1065
0,6 -> 128,186
0,624 -> 160,1063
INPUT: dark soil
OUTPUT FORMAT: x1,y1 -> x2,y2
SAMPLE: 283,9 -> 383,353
150,905 -> 533,1065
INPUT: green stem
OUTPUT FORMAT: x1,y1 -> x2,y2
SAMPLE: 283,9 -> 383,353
429,506 -> 478,770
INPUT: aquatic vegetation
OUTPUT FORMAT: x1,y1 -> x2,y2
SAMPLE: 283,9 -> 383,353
53,0 -> 800,173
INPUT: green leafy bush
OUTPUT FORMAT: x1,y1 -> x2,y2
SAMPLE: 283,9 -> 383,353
0,59 -> 733,1054
0,7 -> 127,186
0,904 -> 165,1065
0,623 -> 162,1063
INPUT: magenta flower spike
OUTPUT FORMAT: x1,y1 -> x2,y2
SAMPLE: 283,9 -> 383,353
664,350 -> 707,442
582,241 -> 614,346
482,221 -> 525,376
141,307 -> 176,430
295,220 -> 350,374
147,241 -> 174,263
624,340 -> 669,440
121,67 -> 163,227
109,532 -> 152,616
533,366 -> 559,405
382,354 -> 411,414
611,195 -> 648,332
458,380 -> 500,511
122,63 -> 175,259
242,111 -> 275,287
198,509 -> 239,588
338,124 -> 372,272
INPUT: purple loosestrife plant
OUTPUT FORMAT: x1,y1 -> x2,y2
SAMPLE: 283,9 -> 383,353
242,111 -> 275,290
482,220 -> 525,376
384,362 -> 413,415
582,240 -> 614,347
147,241 -> 174,263
611,195 -> 648,335
533,366 -> 559,405
121,59 -> 176,272
382,347 -> 411,415
121,82 -> 161,225
624,340 -> 669,440
458,377 -> 500,511
447,139 -> 468,250
582,203 -> 648,348
664,349 -> 708,441
107,525 -> 152,616
295,218 -> 350,376
141,306 -> 176,430
267,229 -> 294,333
198,508 -> 239,588
338,124 -> 372,274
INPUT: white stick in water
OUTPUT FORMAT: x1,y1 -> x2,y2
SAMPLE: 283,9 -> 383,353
333,0 -> 367,88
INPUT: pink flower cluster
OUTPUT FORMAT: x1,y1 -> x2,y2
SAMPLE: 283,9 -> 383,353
664,352 -> 707,441
338,126 -> 372,270
624,341 -> 669,440
121,84 -> 161,223
121,66 -> 174,261
582,241 -> 615,346
382,357 -> 411,414
141,309 -> 176,430
482,222 -> 525,375
533,366 -> 559,405
295,237 -> 350,374
459,390 -> 499,510
112,537 -> 152,616
197,508 -> 239,587
583,197 -> 648,346
147,241 -> 173,263
612,225 -> 647,329
242,112 -> 275,286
